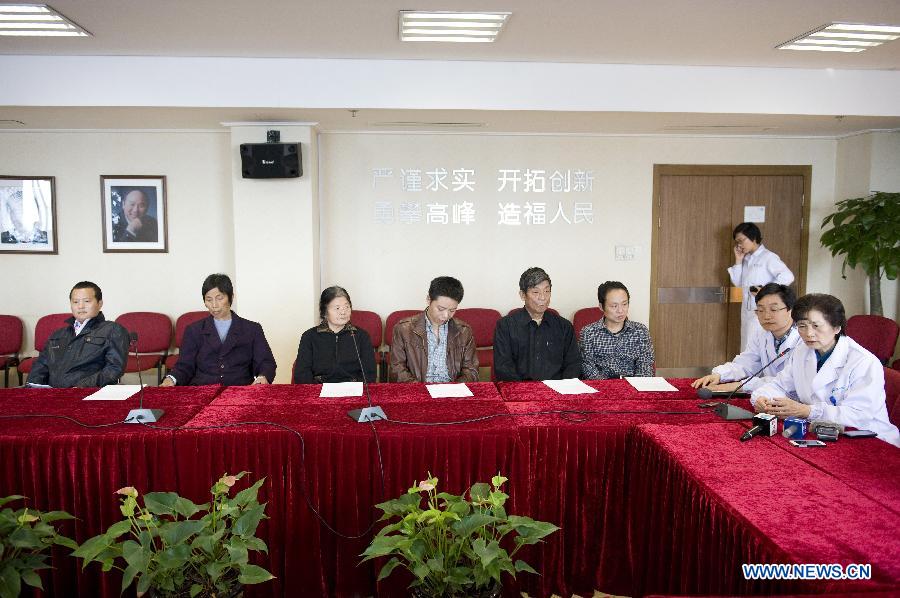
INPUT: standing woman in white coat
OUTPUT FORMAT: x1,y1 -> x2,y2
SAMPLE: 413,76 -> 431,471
751,294 -> 900,447
728,222 -> 794,351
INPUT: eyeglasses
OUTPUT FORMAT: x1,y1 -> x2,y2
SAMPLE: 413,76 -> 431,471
754,306 -> 789,315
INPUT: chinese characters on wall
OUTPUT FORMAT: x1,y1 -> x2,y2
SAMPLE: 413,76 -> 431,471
371,167 -> 594,226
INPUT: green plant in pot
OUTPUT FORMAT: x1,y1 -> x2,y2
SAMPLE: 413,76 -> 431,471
0,495 -> 77,598
73,472 -> 274,597
361,473 -> 559,597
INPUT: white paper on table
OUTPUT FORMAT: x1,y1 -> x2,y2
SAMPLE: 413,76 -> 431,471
542,378 -> 598,395
625,377 -> 678,392
83,385 -> 145,401
426,383 -> 474,398
319,382 -> 364,398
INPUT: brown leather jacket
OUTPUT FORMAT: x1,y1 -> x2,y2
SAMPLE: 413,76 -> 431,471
390,313 -> 479,382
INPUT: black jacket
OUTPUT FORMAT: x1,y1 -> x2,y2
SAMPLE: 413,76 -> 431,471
493,308 -> 581,381
293,323 -> 377,384
27,312 -> 129,388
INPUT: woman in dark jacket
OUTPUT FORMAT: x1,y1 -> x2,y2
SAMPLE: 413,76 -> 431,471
293,286 -> 377,384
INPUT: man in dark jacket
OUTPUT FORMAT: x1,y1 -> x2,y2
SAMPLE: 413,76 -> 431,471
27,281 -> 129,388
390,276 -> 479,383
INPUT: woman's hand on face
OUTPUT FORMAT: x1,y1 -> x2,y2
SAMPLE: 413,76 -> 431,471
733,245 -> 744,264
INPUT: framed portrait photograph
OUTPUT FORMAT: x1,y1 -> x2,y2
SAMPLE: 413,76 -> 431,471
101,175 -> 168,253
0,176 -> 58,254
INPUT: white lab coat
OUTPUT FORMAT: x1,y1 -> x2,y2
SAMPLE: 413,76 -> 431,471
727,244 -> 794,351
751,335 -> 900,447
712,325 -> 801,391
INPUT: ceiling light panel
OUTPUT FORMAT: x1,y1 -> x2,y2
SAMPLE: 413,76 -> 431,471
0,3 -> 90,37
399,10 -> 510,43
777,22 -> 899,52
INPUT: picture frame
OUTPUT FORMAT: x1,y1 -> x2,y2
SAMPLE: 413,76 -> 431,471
101,175 -> 168,253
0,176 -> 58,254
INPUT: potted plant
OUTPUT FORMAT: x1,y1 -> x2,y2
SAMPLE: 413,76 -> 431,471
73,472 -> 274,597
820,191 -> 899,316
361,473 -> 559,597
0,495 -> 77,598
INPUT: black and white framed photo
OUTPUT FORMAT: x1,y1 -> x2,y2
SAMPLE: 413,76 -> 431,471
101,175 -> 168,253
0,176 -> 58,254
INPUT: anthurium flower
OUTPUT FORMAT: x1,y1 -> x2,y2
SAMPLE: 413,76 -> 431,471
115,487 -> 138,497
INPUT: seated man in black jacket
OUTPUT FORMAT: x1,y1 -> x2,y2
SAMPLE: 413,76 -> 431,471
27,281 -> 129,388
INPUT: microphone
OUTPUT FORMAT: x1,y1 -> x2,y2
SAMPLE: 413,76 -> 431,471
725,347 -> 792,402
741,413 -> 777,441
811,421 -> 843,441
782,416 -> 808,439
697,386 -> 714,400
346,327 -> 387,423
124,332 -> 164,424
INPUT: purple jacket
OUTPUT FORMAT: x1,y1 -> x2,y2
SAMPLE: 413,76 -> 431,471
168,312 -> 276,386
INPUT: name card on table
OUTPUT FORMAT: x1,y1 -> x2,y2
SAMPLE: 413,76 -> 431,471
426,383 -> 473,398
625,377 -> 678,392
83,385 -> 145,401
543,378 -> 598,395
320,382 -> 364,398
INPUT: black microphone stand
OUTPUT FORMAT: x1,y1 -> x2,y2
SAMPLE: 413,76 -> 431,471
124,332 -> 164,424
346,327 -> 387,423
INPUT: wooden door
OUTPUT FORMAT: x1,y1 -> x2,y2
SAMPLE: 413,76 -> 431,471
651,166 -> 809,376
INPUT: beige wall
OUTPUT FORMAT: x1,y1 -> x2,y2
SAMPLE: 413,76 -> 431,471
320,132 -> 840,326
0,131 -> 234,370
2,128 -> 897,383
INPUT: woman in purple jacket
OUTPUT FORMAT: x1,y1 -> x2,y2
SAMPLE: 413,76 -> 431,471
161,273 -> 276,386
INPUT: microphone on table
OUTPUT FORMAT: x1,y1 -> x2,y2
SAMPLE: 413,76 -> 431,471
346,327 -> 387,423
709,348 -> 793,421
740,413 -> 777,442
811,421 -> 843,442
782,416 -> 809,439
124,332 -> 164,424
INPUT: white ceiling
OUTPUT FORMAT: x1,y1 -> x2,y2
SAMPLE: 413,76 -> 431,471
1,0 -> 899,134
2,0 -> 899,68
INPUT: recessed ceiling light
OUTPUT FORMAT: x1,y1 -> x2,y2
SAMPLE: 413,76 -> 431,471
399,10 -> 510,43
0,4 -> 90,37
777,22 -> 899,53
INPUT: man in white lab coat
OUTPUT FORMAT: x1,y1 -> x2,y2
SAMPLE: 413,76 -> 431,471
728,222 -> 794,351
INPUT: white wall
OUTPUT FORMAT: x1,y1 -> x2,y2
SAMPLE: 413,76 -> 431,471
320,132 -> 839,326
0,130 -> 234,365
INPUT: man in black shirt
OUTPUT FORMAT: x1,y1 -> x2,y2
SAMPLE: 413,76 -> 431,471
493,267 -> 581,381
27,281 -> 129,388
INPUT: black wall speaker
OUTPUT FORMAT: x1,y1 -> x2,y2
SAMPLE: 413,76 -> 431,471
240,143 -> 302,178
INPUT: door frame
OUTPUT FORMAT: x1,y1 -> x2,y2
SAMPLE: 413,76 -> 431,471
649,164 -> 811,370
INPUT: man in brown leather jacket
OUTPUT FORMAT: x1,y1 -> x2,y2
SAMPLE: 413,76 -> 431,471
390,276 -> 479,383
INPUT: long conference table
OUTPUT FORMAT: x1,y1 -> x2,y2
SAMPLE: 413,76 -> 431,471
0,379 -> 897,597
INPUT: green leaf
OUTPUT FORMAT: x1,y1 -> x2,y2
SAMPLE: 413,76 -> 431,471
452,513 -> 497,537
243,535 -> 268,553
159,519 -> 207,546
21,569 -> 43,589
8,526 -> 42,549
0,495 -> 25,508
232,478 -> 266,507
238,563 -> 275,585
157,543 -> 191,570
143,492 -> 179,516
225,540 -> 249,565
413,563 -> 430,581
491,473 -> 508,489
72,534 -> 109,562
469,483 -> 490,501
105,519 -> 133,540
0,565 -> 21,598
233,503 -> 266,537
377,557 -> 403,581
190,584 -> 204,598
426,556 -> 445,572
514,559 -> 539,575
40,510 -> 75,523
206,559 -> 229,582
472,538 -> 501,567
121,562 -> 142,592
121,540 -> 147,568
54,534 -> 79,551
173,496 -> 204,519
360,534 -> 407,560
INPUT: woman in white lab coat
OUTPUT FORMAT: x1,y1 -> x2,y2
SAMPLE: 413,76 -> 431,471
728,222 -> 794,351
751,294 -> 900,447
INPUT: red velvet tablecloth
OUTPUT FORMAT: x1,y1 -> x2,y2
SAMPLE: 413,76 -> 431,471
627,422 -> 900,596
0,385 -> 223,596
497,377 -> 701,401
1,383 -> 897,597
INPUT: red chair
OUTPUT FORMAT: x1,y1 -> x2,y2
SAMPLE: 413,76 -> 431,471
455,308 -> 501,380
0,315 -> 23,387
383,309 -> 420,382
163,311 -> 208,376
893,359 -> 900,372
507,307 -> 562,318
885,367 -> 900,428
17,313 -> 71,385
846,315 -> 900,365
115,312 -> 172,384
572,307 -> 604,341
